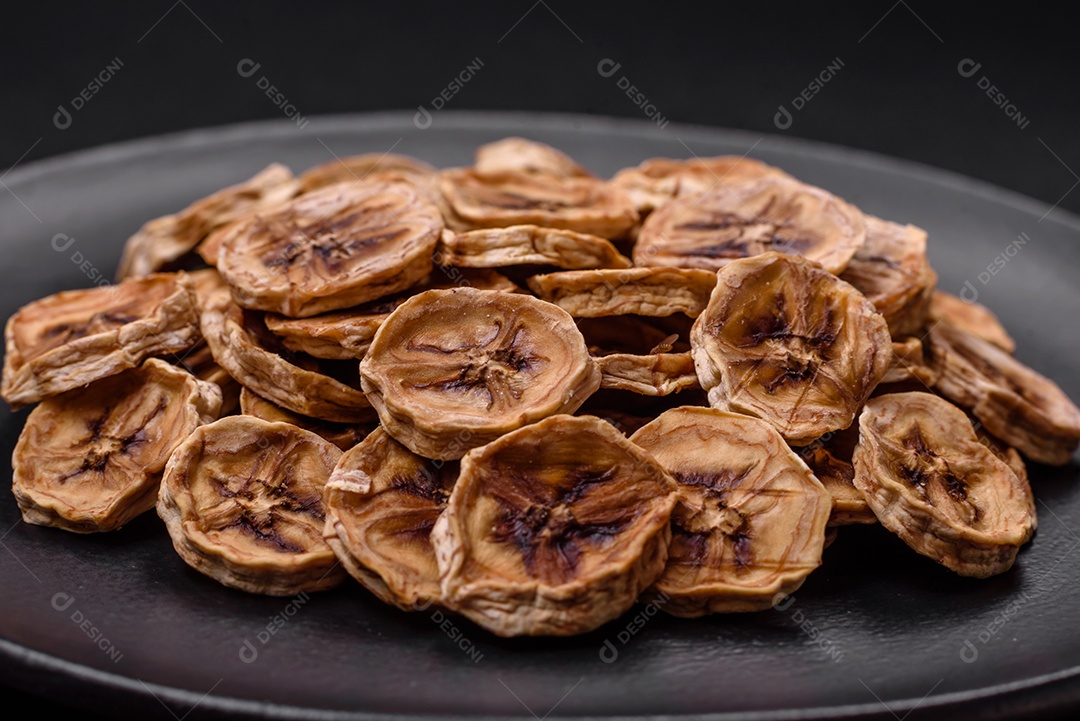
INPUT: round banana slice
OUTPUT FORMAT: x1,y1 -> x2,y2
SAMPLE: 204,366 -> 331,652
439,169 -> 638,238
797,425 -> 875,526
474,137 -> 593,178
432,414 -> 677,636
324,427 -> 458,610
200,285 -> 373,423
927,290 -> 1016,353
2,273 -> 201,408
263,268 -> 518,361
629,406 -> 830,616
611,156 -> 788,215
852,392 -> 1036,578
634,175 -> 866,274
12,359 -> 220,533
116,164 -> 299,280
297,152 -> 438,194
437,225 -> 631,270
691,252 -> 892,445
838,216 -> 936,337
359,287 -> 601,460
157,416 -> 346,595
527,268 -> 717,318
218,181 -> 443,317
597,352 -> 700,396
239,387 -> 371,451
927,322 -> 1080,464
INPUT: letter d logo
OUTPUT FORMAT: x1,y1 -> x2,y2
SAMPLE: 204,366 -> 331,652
414,105 -> 433,130
53,104 -> 72,130
774,105 -> 793,130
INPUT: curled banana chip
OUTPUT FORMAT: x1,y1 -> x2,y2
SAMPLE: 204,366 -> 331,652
597,352 -> 700,396
432,414 -> 677,636
611,156 -> 787,215
881,337 -> 938,387
158,416 -> 345,595
439,169 -> 638,238
527,267 -> 716,318
117,164 -> 299,280
297,153 -> 438,194
474,137 -> 593,178
797,425 -> 875,527
359,287 -> 601,460
239,387 -> 371,451
634,175 -> 866,273
324,427 -> 457,610
12,359 -> 220,533
629,406 -> 831,616
852,392 -> 1036,577
437,225 -> 631,270
927,290 -> 1016,353
691,252 -> 892,445
2,274 -> 201,408
218,181 -> 443,317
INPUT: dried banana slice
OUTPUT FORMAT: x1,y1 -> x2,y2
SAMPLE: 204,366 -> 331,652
240,387 -> 371,451
263,268 -> 518,361
297,152 -> 438,194
200,284 -> 373,423
927,322 -> 1080,464
218,181 -> 443,317
527,268 -> 716,318
12,359 -> 220,533
927,290 -> 1016,353
324,428 -> 457,610
359,287 -> 601,460
2,274 -> 201,408
176,341 -> 242,415
691,252 -> 892,445
474,137 -> 593,178
634,175 -> 866,274
852,392 -> 1036,577
629,406 -> 831,616
158,416 -> 345,595
838,216 -> 936,337
597,352 -> 700,396
432,414 -> 677,636
116,164 -> 299,279
439,169 -> 638,238
881,337 -> 938,387
611,156 -> 787,215
798,425 -> 875,526
437,225 -> 631,270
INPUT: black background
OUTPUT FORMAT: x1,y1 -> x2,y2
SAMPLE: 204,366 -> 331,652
2,2 -> 1079,719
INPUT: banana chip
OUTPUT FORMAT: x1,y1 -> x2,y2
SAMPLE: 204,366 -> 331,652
437,225 -> 631,270
527,267 -> 716,318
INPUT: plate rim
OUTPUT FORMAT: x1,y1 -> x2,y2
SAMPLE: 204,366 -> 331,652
2,109 -> 1079,721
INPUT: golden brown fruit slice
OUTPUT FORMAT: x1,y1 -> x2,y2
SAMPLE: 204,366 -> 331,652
691,253 -> 893,445
324,428 -> 458,610
927,290 -> 1016,353
432,414 -> 677,636
437,225 -> 631,270
200,284 -> 373,423
157,416 -> 345,595
217,181 -> 443,317
239,387 -> 372,451
439,169 -> 638,238
927,322 -> 1080,464
597,352 -> 700,396
852,392 -> 1036,577
297,153 -> 438,194
796,425 -> 875,526
527,268 -> 717,318
474,137 -> 593,178
838,216 -> 936,337
116,164 -> 299,279
262,269 -> 518,361
12,359 -> 220,533
634,175 -> 866,274
630,407 -> 830,616
175,341 -> 242,415
359,287 -> 601,460
610,156 -> 788,215
2,274 -> 201,408
881,337 -> 938,387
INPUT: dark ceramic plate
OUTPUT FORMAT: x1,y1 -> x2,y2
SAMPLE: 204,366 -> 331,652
2,112 -> 1079,721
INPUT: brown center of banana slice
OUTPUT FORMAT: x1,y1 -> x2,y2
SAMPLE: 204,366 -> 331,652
324,427 -> 458,610
691,252 -> 892,445
359,287 -> 601,460
852,392 -> 1036,578
630,406 -> 831,616
432,414 -> 677,636
634,174 -> 866,273
157,416 -> 345,595
218,180 -> 443,317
